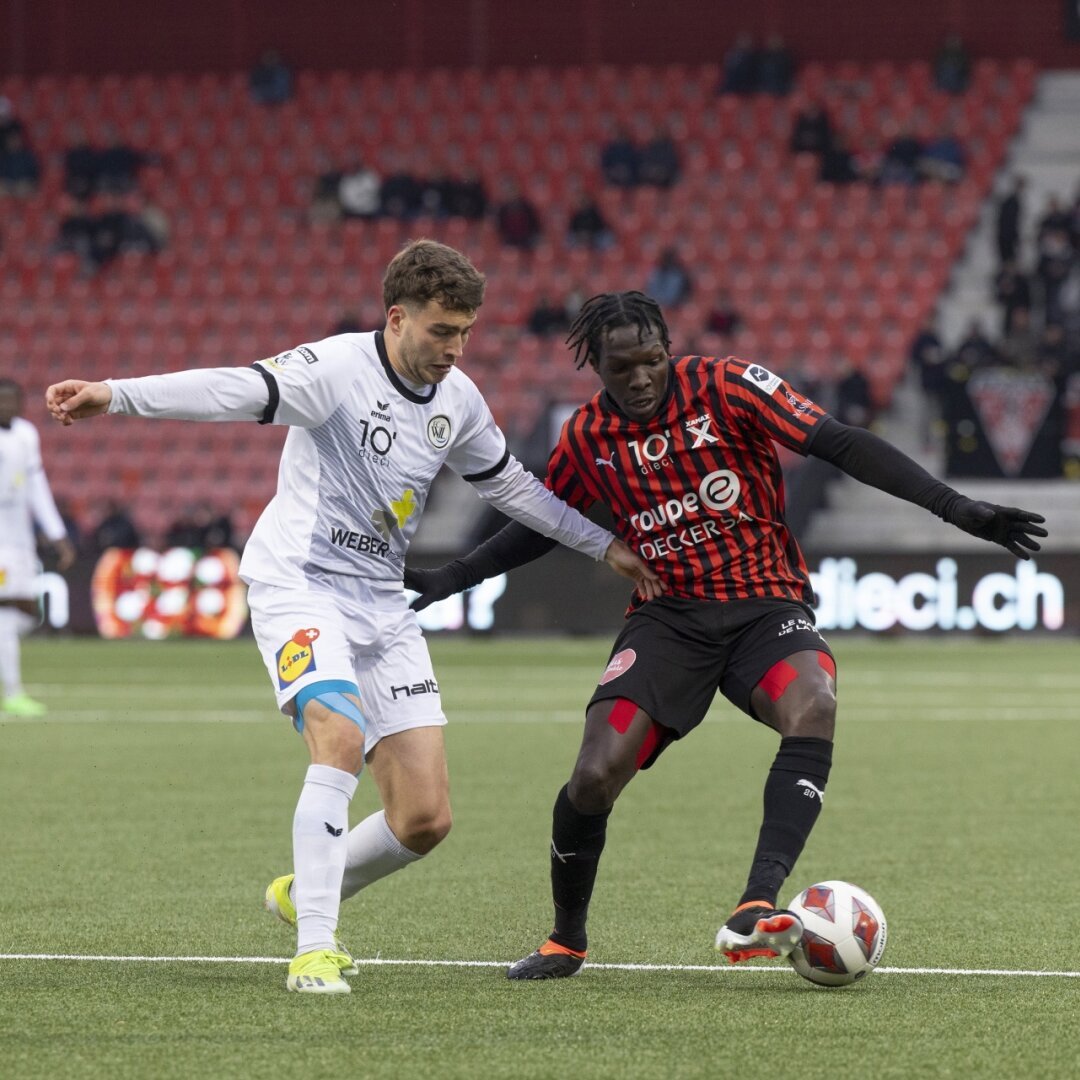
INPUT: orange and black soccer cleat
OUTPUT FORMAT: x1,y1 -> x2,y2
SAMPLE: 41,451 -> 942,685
507,938 -> 587,980
714,901 -> 804,964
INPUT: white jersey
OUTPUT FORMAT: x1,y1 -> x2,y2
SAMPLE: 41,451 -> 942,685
242,331 -> 514,591
106,331 -> 614,602
0,416 -> 67,555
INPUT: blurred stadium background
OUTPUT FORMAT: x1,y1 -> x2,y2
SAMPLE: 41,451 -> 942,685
2,0 -> 1078,638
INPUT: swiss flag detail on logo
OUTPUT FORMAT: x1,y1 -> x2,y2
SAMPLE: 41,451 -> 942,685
599,648 -> 637,686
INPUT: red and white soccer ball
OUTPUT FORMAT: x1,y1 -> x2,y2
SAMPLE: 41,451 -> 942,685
786,880 -> 887,987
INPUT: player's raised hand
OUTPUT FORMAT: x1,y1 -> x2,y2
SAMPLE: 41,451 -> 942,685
948,499 -> 1048,559
604,538 -> 663,600
45,380 -> 113,425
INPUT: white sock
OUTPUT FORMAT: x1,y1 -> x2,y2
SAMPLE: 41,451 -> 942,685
340,810 -> 423,901
293,764 -> 359,955
0,608 -> 24,698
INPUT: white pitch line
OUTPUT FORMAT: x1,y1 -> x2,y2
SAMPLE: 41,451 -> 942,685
1,954 -> 1078,978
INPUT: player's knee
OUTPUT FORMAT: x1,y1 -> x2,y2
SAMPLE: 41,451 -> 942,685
568,759 -> 623,814
780,685 -> 836,739
394,805 -> 452,855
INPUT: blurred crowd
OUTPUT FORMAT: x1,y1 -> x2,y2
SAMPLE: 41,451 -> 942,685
50,499 -> 239,561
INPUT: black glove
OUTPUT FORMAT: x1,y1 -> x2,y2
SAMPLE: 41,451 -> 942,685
945,499 -> 1047,559
403,561 -> 475,612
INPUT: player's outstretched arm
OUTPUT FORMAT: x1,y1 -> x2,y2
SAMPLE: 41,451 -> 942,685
45,380 -> 112,425
405,520 -> 663,612
809,418 -> 1047,558
405,521 -> 560,611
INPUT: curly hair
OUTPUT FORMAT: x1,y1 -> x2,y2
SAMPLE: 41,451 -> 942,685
565,291 -> 671,370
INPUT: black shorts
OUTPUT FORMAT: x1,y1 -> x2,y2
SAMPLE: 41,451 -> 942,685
587,596 -> 833,762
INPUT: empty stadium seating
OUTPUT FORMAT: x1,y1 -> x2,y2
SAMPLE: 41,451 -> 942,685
0,59 -> 1034,540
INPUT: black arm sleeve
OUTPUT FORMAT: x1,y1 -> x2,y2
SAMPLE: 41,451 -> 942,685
808,417 -> 965,520
453,520 -> 560,589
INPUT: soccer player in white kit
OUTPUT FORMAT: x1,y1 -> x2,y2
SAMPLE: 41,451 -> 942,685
46,240 -> 661,994
0,380 -> 77,717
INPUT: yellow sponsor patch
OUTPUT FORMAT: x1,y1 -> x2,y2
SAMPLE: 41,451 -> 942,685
276,629 -> 319,689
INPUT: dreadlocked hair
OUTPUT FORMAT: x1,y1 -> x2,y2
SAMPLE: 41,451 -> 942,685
566,291 -> 671,370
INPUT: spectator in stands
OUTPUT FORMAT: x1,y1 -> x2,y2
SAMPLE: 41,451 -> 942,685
0,96 -> 25,144
639,126 -> 681,189
920,127 -> 966,183
933,34 -> 971,95
996,306 -> 1038,368
249,49 -> 293,106
718,32 -> 758,95
757,35 -> 795,96
164,506 -> 206,549
567,193 -> 614,250
600,127 -> 640,188
63,124 -> 100,200
951,320 -> 999,376
832,361 -> 873,428
494,182 -> 541,250
201,505 -> 237,550
54,197 -> 98,271
527,295 -> 572,337
879,128 -> 924,186
996,177 -> 1026,264
90,500 -> 142,552
705,289 -> 742,336
338,157 -> 381,219
378,154 -> 423,219
444,168 -> 487,220
789,102 -> 833,157
1036,224 -> 1075,327
309,155 -> 343,223
97,126 -> 156,195
1036,323 -> 1070,379
819,133 -> 860,185
1037,195 -> 1072,241
645,247 -> 693,308
910,319 -> 947,447
994,261 -> 1032,335
0,129 -> 40,196
410,172 -> 444,218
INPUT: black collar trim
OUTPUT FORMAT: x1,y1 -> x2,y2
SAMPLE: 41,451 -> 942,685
375,330 -> 437,405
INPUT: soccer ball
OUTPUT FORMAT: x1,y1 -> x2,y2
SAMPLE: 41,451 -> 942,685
786,880 -> 887,987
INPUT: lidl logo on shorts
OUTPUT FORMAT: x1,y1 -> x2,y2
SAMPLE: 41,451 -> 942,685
599,648 -> 637,686
276,627 -> 320,688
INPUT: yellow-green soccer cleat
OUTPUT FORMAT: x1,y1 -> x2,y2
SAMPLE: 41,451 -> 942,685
264,873 -> 359,975
286,949 -> 352,994
1,693 -> 47,718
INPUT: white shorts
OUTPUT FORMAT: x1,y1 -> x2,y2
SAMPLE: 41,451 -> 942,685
0,548 -> 37,600
247,581 -> 446,752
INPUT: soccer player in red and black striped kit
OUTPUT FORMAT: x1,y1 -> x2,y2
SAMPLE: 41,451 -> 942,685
405,292 -> 1047,979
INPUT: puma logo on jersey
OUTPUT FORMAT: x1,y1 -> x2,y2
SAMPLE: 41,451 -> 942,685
595,453 -> 616,470
797,779 -> 825,802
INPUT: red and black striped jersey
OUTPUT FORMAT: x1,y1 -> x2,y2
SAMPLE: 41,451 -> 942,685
545,356 -> 828,606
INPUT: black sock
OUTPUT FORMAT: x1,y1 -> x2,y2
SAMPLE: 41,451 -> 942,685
548,784 -> 611,952
738,736 -> 833,908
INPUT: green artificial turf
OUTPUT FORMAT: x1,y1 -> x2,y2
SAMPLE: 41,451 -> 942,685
2,636 -> 1078,1079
